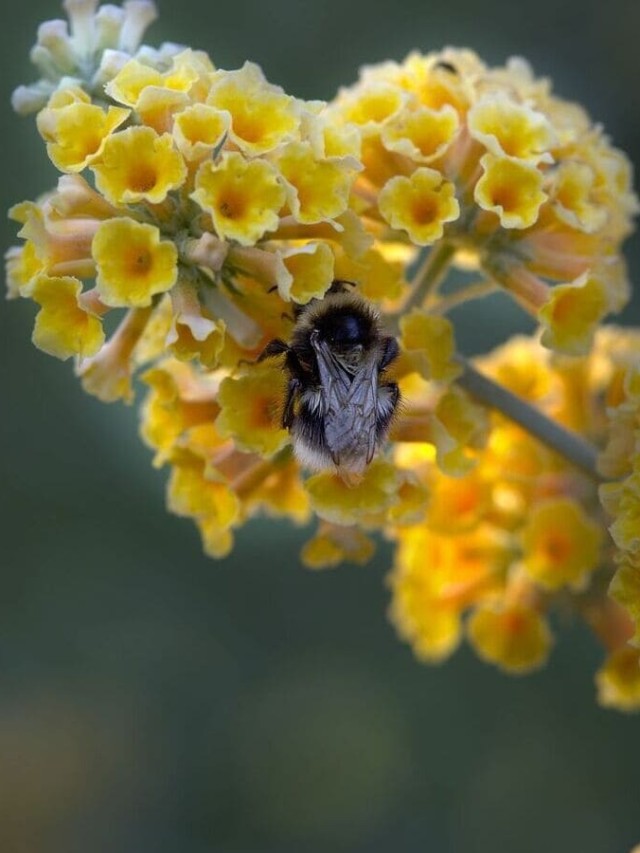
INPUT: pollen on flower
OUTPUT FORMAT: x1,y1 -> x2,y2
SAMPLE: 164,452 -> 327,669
93,218 -> 178,307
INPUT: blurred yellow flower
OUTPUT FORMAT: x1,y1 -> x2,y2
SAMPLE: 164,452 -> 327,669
595,646 -> 640,712
520,498 -> 602,591
539,272 -> 608,356
468,602 -> 553,674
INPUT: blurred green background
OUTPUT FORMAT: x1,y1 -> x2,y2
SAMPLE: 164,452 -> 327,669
1,1 -> 639,851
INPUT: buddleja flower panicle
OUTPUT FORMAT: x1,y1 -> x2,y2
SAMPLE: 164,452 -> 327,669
7,0 -> 640,711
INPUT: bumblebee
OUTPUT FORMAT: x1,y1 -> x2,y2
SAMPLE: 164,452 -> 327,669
260,282 -> 400,476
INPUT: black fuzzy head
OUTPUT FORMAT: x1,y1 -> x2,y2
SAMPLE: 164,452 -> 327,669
313,304 -> 376,348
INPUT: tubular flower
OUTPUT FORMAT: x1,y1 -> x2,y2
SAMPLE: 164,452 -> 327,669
7,2 -> 640,710
191,153 -> 286,246
92,126 -> 187,205
36,87 -> 130,172
93,218 -> 178,307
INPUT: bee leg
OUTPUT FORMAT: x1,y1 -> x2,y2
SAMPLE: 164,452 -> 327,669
282,377 -> 301,428
257,338 -> 290,362
378,336 -> 400,371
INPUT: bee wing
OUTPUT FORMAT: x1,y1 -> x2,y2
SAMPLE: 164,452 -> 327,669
311,332 -> 379,466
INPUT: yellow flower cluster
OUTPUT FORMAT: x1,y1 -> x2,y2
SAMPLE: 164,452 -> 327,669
6,1 -> 640,710
389,332 -> 639,701
326,50 -> 637,354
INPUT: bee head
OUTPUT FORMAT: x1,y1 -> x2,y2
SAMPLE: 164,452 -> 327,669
313,302 -> 376,351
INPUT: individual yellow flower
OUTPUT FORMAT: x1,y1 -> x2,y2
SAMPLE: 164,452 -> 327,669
192,152 -> 286,246
399,309 -> 461,381
197,517 -> 235,559
595,646 -> 640,712
36,88 -> 130,172
105,59 -> 167,107
77,307 -> 153,403
550,161 -> 608,233
386,473 -> 430,525
22,274 -> 104,360
431,387 -> 489,476
242,456 -> 311,525
520,498 -> 602,591
474,154 -> 547,229
91,126 -> 187,205
168,452 -> 241,528
305,459 -> 399,525
381,104 -> 459,163
333,82 -> 408,129
468,92 -> 556,164
215,364 -> 289,458
320,121 -> 362,160
301,525 -> 376,569
278,242 -> 335,304
390,569 -> 463,663
166,283 -> 226,367
140,359 -> 221,466
274,141 -> 357,224
425,468 -> 491,534
207,62 -> 300,155
538,271 -> 608,356
335,246 -> 407,304
93,218 -> 178,307
378,167 -> 459,244
10,200 -> 97,279
468,602 -> 553,674
5,242 -> 45,297
173,104 -> 230,161
135,87 -> 190,135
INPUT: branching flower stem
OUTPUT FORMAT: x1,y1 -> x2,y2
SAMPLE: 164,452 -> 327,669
395,241 -> 456,315
389,249 -> 602,481
456,358 -> 601,480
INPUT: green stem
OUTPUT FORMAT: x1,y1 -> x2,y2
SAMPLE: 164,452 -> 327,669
456,358 -> 601,480
430,278 -> 497,313
394,241 -> 456,316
